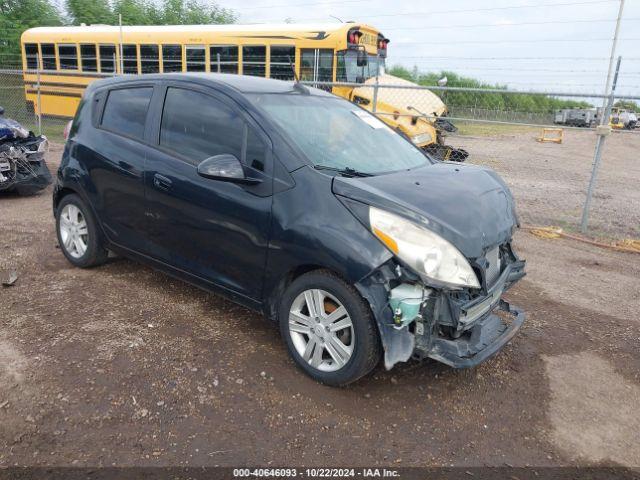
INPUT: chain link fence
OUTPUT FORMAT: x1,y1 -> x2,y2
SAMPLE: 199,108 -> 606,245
1,65 -> 638,240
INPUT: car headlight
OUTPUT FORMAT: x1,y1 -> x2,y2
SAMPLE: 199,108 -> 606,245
369,207 -> 480,289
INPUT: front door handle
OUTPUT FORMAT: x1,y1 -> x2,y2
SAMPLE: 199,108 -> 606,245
153,173 -> 172,191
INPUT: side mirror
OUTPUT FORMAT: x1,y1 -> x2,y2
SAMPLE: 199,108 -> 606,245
356,49 -> 368,67
197,154 -> 261,185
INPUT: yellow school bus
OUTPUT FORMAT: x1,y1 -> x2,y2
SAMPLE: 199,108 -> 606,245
21,23 -> 461,158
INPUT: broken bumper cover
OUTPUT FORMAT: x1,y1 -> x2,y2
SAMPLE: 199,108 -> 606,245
0,135 -> 51,195
356,246 -> 526,371
427,300 -> 524,368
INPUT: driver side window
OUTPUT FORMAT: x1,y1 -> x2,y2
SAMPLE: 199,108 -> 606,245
160,87 -> 265,169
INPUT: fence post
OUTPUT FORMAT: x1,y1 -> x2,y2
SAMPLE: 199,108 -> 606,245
580,56 -> 621,234
372,53 -> 380,114
118,14 -> 124,74
36,56 -> 42,136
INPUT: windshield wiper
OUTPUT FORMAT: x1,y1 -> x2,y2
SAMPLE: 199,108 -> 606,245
313,165 -> 373,177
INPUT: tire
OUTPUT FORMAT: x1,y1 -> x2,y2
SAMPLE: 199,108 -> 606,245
55,193 -> 108,268
278,270 -> 382,386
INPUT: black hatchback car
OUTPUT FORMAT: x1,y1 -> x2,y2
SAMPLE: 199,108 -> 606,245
54,73 -> 525,386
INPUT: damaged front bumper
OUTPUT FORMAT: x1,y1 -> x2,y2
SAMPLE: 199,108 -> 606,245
0,135 -> 52,195
426,299 -> 524,368
356,243 -> 526,370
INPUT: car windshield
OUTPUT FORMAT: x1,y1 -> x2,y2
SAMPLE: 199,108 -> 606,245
337,51 -> 384,82
249,93 -> 429,175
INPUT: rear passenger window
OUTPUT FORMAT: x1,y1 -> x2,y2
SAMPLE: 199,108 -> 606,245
186,45 -> 206,72
58,44 -> 78,70
160,88 -> 243,163
210,45 -> 238,73
242,46 -> 266,77
101,87 -> 153,140
99,44 -> 116,73
140,44 -> 159,73
80,44 -> 97,72
122,44 -> 138,74
162,44 -> 182,72
270,45 -> 295,80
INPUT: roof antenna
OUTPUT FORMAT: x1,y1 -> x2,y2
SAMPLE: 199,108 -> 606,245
288,55 -> 309,95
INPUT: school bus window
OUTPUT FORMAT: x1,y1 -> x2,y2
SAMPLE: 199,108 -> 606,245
122,44 -> 138,74
58,44 -> 78,70
80,44 -> 97,72
162,44 -> 182,72
140,44 -> 159,74
269,45 -> 295,80
186,45 -> 205,72
24,43 -> 38,69
99,44 -> 116,73
242,45 -> 266,77
209,45 -> 238,73
40,43 -> 56,70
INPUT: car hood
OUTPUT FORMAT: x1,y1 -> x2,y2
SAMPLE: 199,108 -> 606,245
332,162 -> 518,260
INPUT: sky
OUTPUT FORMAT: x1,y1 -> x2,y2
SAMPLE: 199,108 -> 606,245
218,0 -> 640,96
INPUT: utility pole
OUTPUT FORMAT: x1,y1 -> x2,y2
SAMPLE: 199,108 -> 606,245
600,0 -> 625,114
580,0 -> 625,234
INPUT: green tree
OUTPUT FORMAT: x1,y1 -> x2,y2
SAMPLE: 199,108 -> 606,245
66,0 -> 114,25
614,100 -> 639,111
112,0 -> 161,25
157,0 -> 236,25
0,0 -> 62,60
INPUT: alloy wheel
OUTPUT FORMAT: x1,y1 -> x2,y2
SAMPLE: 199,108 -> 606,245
59,204 -> 89,259
288,289 -> 355,372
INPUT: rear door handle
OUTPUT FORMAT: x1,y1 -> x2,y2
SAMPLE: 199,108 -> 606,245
153,173 -> 172,191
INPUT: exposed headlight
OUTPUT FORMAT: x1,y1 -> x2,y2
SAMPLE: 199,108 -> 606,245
411,132 -> 433,145
369,207 -> 480,289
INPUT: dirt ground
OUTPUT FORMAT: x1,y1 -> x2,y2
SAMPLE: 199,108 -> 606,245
450,128 -> 640,240
1,141 -> 639,468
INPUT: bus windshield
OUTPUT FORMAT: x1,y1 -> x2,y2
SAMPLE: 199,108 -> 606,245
250,93 -> 429,175
337,51 -> 385,83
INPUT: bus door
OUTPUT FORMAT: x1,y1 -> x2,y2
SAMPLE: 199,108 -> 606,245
300,49 -> 333,88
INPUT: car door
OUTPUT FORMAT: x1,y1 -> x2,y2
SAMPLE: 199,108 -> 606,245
144,83 -> 273,301
87,84 -> 155,253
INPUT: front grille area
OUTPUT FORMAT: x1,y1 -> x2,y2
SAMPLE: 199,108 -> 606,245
485,246 -> 501,286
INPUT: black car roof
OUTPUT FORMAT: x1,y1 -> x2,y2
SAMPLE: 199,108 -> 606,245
88,73 -> 335,97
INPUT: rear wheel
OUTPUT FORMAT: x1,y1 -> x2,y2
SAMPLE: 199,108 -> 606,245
279,270 -> 381,386
56,194 -> 108,268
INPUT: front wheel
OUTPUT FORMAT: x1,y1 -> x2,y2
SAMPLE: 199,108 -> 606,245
279,270 -> 381,386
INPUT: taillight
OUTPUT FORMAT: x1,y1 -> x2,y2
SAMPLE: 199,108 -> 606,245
63,120 -> 72,141
347,30 -> 363,46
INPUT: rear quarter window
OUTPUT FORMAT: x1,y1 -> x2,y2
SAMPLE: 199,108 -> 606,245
101,87 -> 153,140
